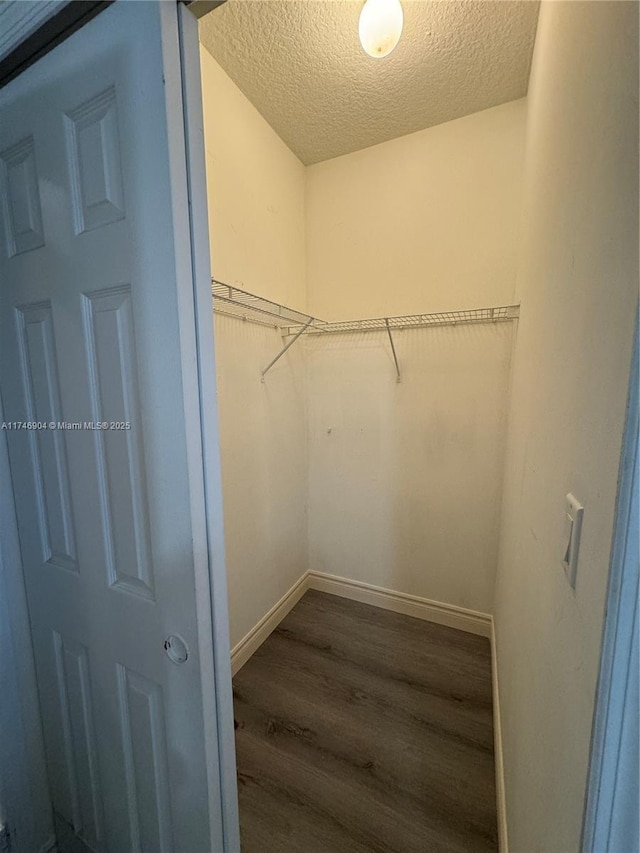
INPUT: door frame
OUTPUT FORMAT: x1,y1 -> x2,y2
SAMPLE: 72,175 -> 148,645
0,1 -> 112,88
0,2 -> 240,850
176,4 -> 240,847
581,315 -> 639,852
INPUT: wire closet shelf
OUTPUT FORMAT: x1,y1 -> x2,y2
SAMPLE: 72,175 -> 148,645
211,279 -> 520,380
211,280 -> 322,330
212,280 -> 519,334
296,305 -> 519,337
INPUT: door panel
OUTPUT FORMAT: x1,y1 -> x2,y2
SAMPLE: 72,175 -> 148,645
0,3 -> 228,851
65,86 -> 126,235
15,299 -> 78,570
0,134 -> 45,255
82,284 -> 154,600
117,664 -> 173,853
53,631 -> 104,849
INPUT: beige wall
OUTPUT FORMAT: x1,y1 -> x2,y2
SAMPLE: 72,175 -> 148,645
303,99 -> 526,614
201,47 -> 309,647
213,315 -> 308,648
305,99 -> 527,320
306,322 -> 515,613
200,47 -> 307,311
493,2 -> 639,851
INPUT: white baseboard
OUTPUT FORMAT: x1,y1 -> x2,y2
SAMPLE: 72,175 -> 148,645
231,571 -> 491,674
231,570 -> 492,676
231,572 -> 309,675
491,617 -> 509,853
307,571 -> 492,638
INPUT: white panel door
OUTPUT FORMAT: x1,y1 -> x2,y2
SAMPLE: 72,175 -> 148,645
0,3 -> 235,851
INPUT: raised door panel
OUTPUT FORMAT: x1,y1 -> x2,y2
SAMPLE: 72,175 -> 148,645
117,666 -> 174,853
53,632 -> 104,851
15,301 -> 77,571
0,135 -> 45,256
83,286 -> 154,599
65,86 -> 125,235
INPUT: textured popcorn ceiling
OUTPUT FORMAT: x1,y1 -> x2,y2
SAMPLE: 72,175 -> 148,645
199,0 -> 539,165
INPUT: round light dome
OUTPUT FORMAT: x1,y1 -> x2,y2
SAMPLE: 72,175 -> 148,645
358,0 -> 404,59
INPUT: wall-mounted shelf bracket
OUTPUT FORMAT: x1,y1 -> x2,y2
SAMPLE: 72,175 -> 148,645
261,318 -> 313,381
385,318 -> 401,382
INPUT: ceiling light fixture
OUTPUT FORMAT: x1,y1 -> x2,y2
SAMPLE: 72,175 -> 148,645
358,0 -> 404,59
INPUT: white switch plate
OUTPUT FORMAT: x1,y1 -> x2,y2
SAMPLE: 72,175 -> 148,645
563,492 -> 584,589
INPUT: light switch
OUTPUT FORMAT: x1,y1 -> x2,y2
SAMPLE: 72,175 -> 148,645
562,492 -> 584,589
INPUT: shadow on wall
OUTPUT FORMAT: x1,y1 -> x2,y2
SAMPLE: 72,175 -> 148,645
214,314 -> 308,648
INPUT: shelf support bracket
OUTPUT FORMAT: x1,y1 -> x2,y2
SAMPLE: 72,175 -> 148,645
385,318 -> 401,382
261,318 -> 313,381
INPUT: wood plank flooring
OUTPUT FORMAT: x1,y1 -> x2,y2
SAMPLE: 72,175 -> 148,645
233,589 -> 497,853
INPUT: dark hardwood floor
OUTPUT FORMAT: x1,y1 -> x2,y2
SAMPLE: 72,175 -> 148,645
233,590 -> 497,853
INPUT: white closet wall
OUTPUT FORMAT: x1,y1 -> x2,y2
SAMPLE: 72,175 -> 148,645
306,324 -> 514,613
213,319 -> 307,648
305,99 -> 526,318
493,3 -> 639,850
201,48 -> 308,646
200,48 -> 307,310
305,101 -> 526,614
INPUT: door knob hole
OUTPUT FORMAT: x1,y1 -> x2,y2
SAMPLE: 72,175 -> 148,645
164,634 -> 189,664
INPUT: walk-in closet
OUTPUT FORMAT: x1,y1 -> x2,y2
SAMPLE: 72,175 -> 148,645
1,1 -> 636,851
197,2 -> 531,850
